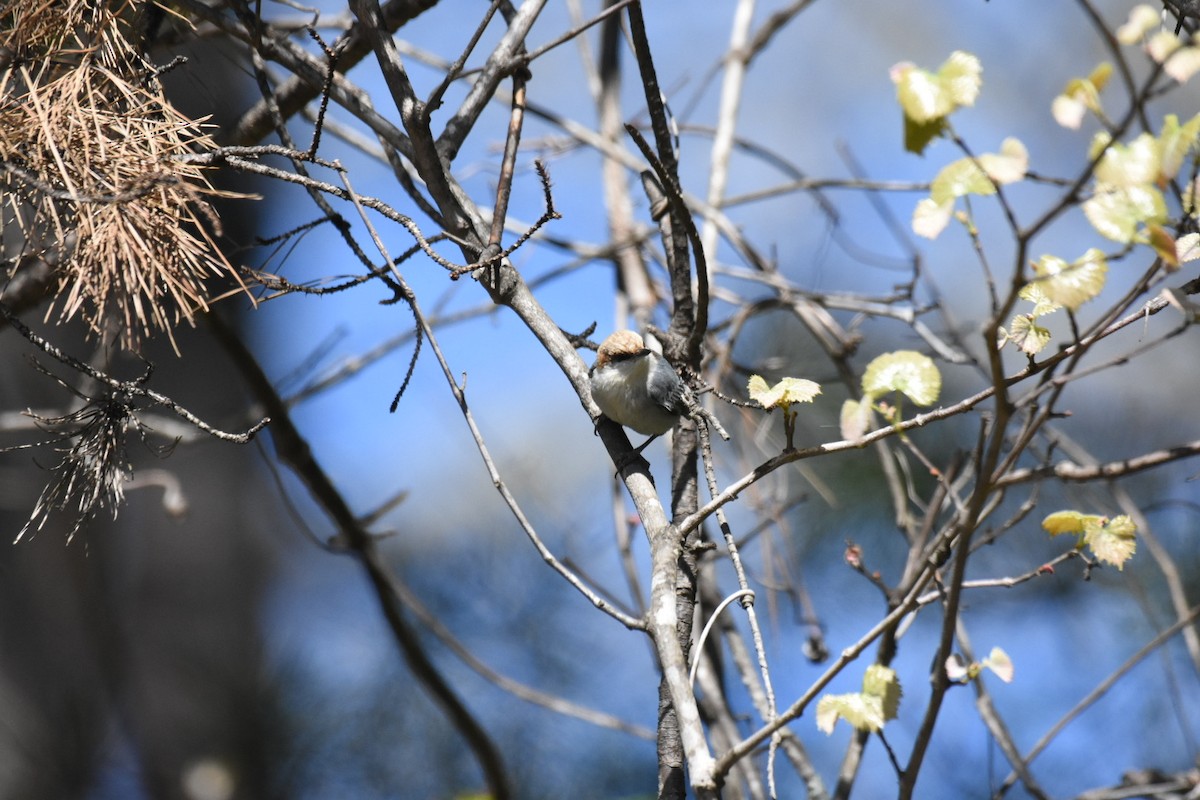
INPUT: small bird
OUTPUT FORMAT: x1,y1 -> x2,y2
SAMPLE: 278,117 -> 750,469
589,330 -> 688,452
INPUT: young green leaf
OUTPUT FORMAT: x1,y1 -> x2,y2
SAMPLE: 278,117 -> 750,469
1029,249 -> 1108,311
1093,132 -> 1160,187
1083,185 -> 1168,243
912,139 -> 1028,239
1052,62 -> 1113,129
1006,314 -> 1052,355
912,196 -> 955,240
981,647 -> 1015,683
1018,282 -> 1063,317
861,351 -> 941,406
840,398 -> 873,441
1149,224 -> 1182,270
1116,4 -> 1161,44
891,51 -> 982,154
748,375 -> 822,409
1176,232 -> 1200,264
1148,31 -> 1200,83
1084,514 -> 1137,570
816,664 -> 902,734
1159,113 -> 1200,180
977,137 -> 1029,184
1042,510 -> 1137,569
1043,510 -> 1096,537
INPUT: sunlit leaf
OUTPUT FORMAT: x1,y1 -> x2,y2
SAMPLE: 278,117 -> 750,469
1042,510 -> 1094,537
929,139 -> 1028,202
912,196 -> 955,239
1086,61 -> 1115,93
1176,232 -> 1200,263
891,51 -> 981,123
862,664 -> 902,721
748,375 -> 822,409
1165,46 -> 1200,83
930,158 -> 997,202
913,140 -> 1026,237
1147,30 -> 1182,64
982,647 -> 1014,683
1158,113 -> 1200,179
1147,32 -> 1200,82
1007,314 -> 1052,355
1094,132 -> 1160,187
977,138 -> 1029,184
839,399 -> 872,441
1149,224 -> 1181,269
1083,185 -> 1167,243
862,351 -> 941,406
1031,249 -> 1108,312
1084,514 -> 1137,569
817,692 -> 884,735
1052,94 -> 1088,130
1116,4 -> 1162,44
816,665 -> 901,734
1018,282 -> 1062,317
892,51 -> 981,154
1052,63 -> 1112,129
1186,177 -> 1200,214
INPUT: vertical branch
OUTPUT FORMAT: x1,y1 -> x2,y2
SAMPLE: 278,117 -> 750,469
699,0 -> 755,269
488,71 -> 527,251
625,1 -> 697,358
596,3 -> 658,324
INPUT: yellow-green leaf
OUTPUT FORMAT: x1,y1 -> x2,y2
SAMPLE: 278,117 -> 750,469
816,692 -> 885,735
1042,510 -> 1094,536
929,139 -> 1028,202
913,139 -> 1026,238
1052,63 -> 1112,129
816,665 -> 901,735
1116,4 -> 1161,44
982,647 -> 1014,683
891,51 -> 981,124
1083,185 -> 1167,243
1176,232 -> 1200,263
1148,30 -> 1182,64
1094,132 -> 1161,187
862,351 -> 941,406
912,196 -> 955,239
1084,514 -> 1137,569
748,375 -> 822,409
1007,314 -> 1052,355
930,158 -> 997,203
840,399 -> 872,441
1149,224 -> 1181,269
1018,282 -> 1062,317
977,137 -> 1029,184
1030,249 -> 1108,311
862,664 -> 902,721
1164,45 -> 1200,83
1159,113 -> 1200,179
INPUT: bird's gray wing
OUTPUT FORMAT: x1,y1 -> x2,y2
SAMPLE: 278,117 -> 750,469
648,361 -> 689,416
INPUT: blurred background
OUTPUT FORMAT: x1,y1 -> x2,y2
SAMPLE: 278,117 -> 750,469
2,1 -> 1199,798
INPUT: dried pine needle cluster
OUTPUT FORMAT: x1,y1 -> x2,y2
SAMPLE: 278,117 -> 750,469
0,0 -> 249,351
15,383 -> 145,544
